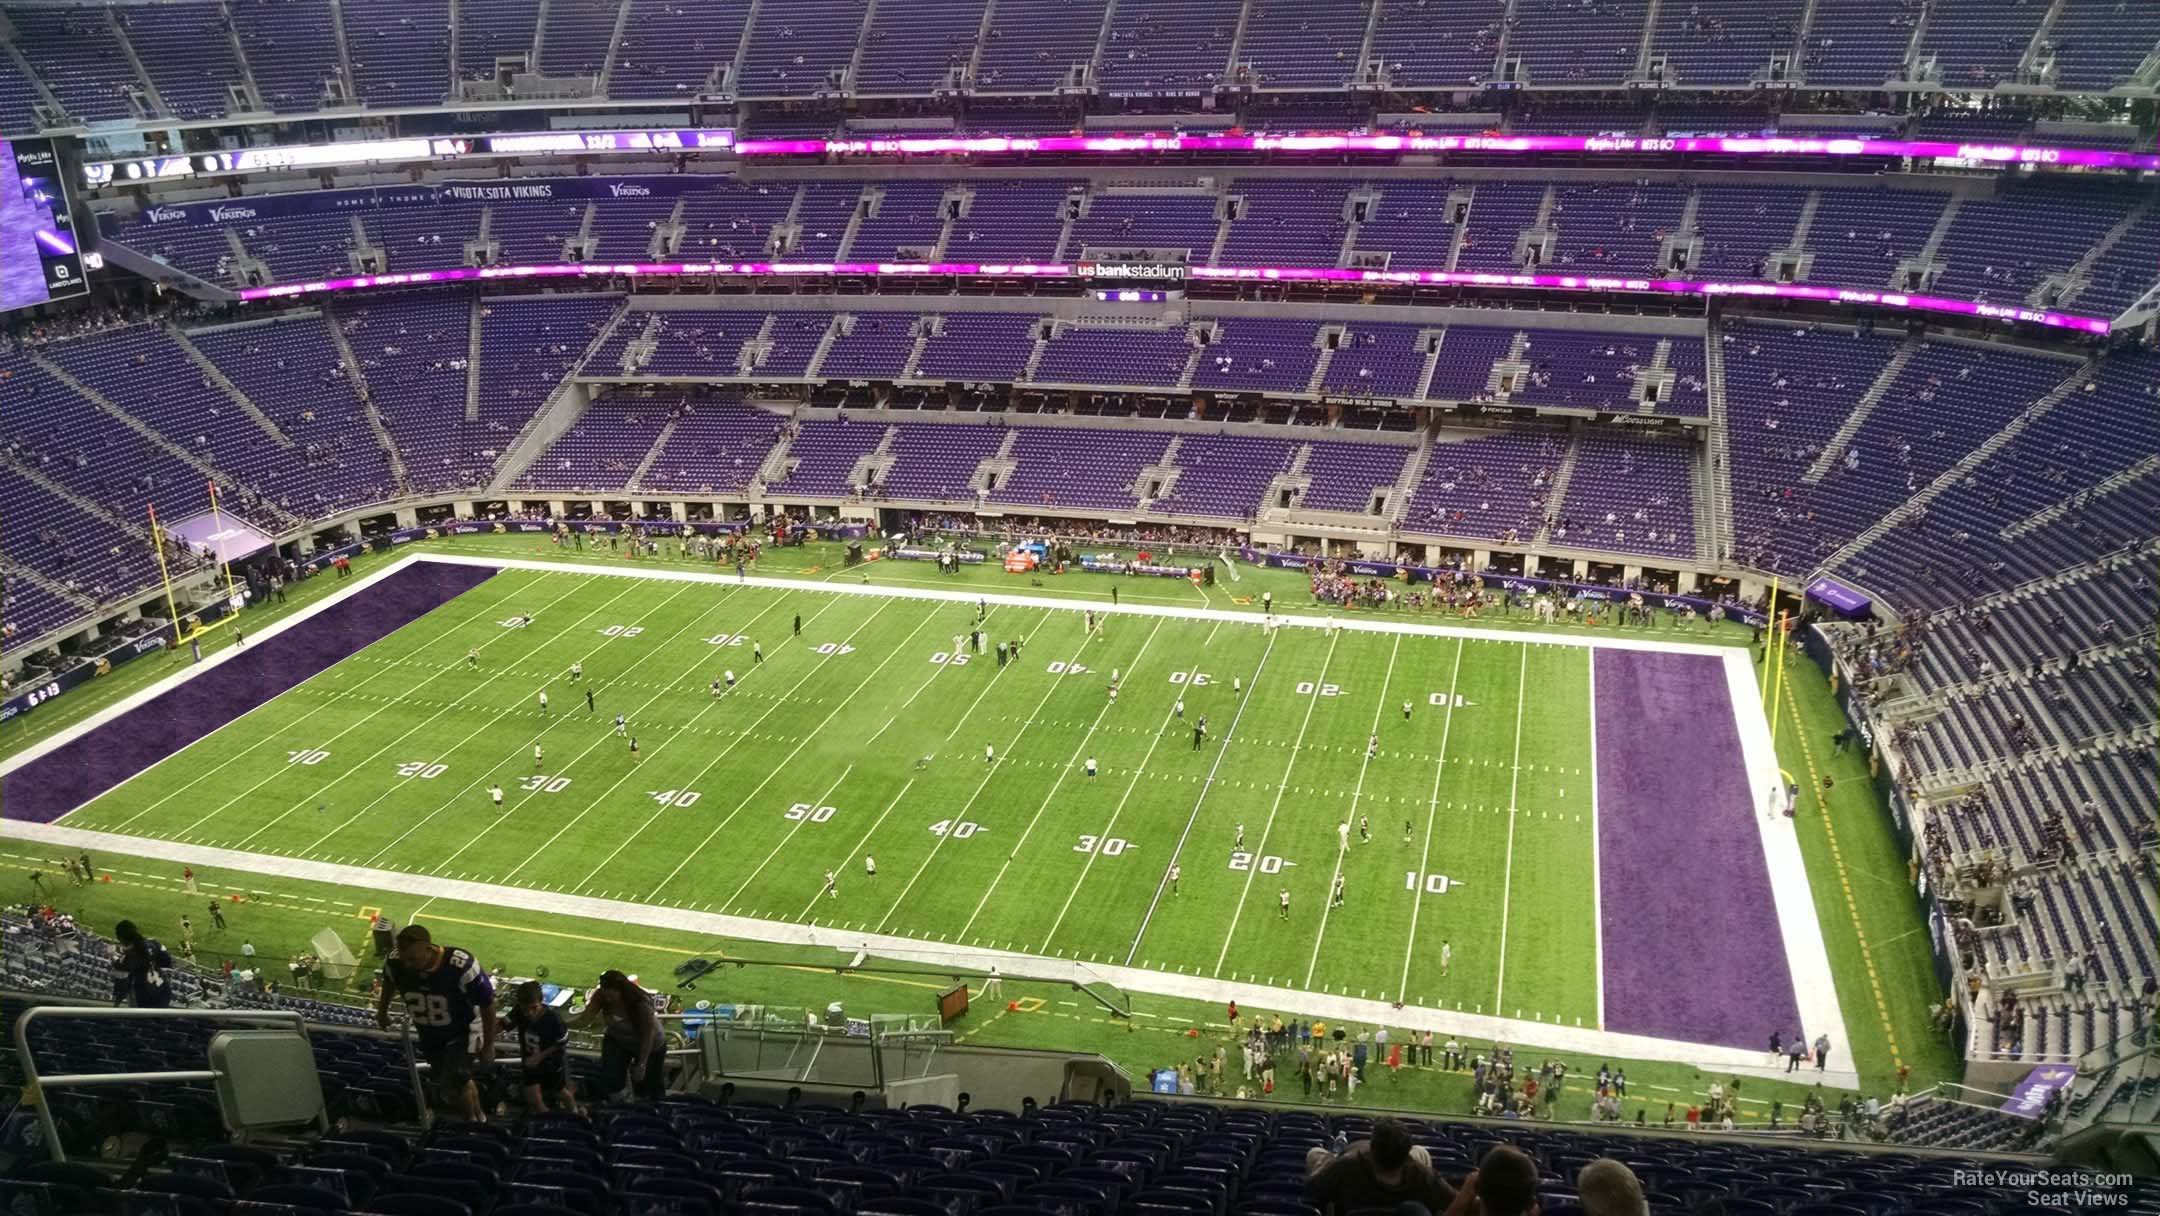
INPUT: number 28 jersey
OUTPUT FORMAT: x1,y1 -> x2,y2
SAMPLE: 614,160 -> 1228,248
383,946 -> 495,1048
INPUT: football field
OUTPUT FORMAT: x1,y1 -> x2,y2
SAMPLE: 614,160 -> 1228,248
8,553 -> 1839,1063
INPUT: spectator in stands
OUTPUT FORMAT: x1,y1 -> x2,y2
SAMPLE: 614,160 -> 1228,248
1468,1144 -> 1542,1215
508,981 -> 578,1116
572,969 -> 668,1102
376,925 -> 497,1123
110,919 -> 174,1009
1303,1116 -> 1455,1214
1577,1158 -> 1648,1216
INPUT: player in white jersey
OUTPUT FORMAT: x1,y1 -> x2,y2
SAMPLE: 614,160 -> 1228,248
537,690 -> 549,713
488,784 -> 504,809
614,714 -> 627,737
1169,863 -> 1181,894
533,744 -> 544,769
1337,821 -> 1350,850
569,661 -> 582,682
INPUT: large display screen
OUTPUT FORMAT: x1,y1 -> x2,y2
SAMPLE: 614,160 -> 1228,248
1,137 -> 89,313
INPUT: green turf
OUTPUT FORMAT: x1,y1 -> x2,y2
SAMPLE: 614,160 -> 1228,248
6,533 -> 1959,1114
60,559 -> 1605,1022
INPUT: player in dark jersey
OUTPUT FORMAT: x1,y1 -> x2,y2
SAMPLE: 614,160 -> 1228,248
375,925 -> 497,1121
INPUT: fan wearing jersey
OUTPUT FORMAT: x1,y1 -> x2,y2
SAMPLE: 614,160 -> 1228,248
375,925 -> 498,1121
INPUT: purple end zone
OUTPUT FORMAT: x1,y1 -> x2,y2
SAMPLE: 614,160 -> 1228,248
2,561 -> 497,824
1595,648 -> 1801,1050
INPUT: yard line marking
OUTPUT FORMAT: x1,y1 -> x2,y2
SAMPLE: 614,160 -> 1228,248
1398,639 -> 1465,998
1215,629 -> 1345,977
795,779 -> 917,921
205,576 -> 624,847
1296,631 -> 1391,987
630,598 -> 917,900
110,570 -> 578,836
530,593 -> 882,893
1040,652 -> 1213,949
1493,645 -> 1529,1012
1120,629 -> 1278,967
1586,647 -> 1605,1031
906,617 -> 1164,938
719,764 -> 858,911
348,580 -> 742,867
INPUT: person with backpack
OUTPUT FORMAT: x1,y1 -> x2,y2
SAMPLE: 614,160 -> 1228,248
112,920 -> 175,1008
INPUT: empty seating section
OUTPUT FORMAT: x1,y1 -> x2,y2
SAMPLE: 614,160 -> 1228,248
513,393 -> 672,492
1,568 -> 86,647
1802,188 -> 1946,290
1557,434 -> 1696,558
1069,191 -> 1221,258
735,0 -> 866,97
2071,211 -> 2160,318
333,294 -> 478,494
367,205 -> 479,274
973,0 -> 1109,92
117,2 -> 241,121
849,182 -> 950,260
1454,182 -> 1545,273
790,182 -> 867,260
0,55 -> 41,135
677,179 -> 794,259
1931,184 -> 2138,306
474,295 -> 624,437
1508,0 -> 1650,85
1648,0 -> 1802,85
755,312 -> 835,377
1719,320 -> 1899,575
3,0 -> 2159,127
768,418 -> 885,497
1356,181 -> 1460,271
91,176 -> 2160,321
820,314 -> 919,380
854,0 -> 986,94
1662,336 -> 1709,419
1033,326 -> 1192,389
488,199 -> 588,265
1098,0 -> 1239,93
587,192 -> 677,261
915,313 -> 1039,382
0,458 -> 163,612
1803,0 -> 1920,86
456,0 -> 539,79
5,7 -> 140,123
992,428 -> 1169,511
1853,349 -> 2160,602
610,0 -> 750,98
1819,343 -> 2075,549
1150,433 -> 1293,518
638,399 -> 784,494
1508,99 -> 1648,135
41,327 -> 311,513
1219,181 -> 1350,268
947,179 -> 1075,263
1549,182 -> 1688,272
1424,325 -> 1517,400
642,311 -> 764,377
1918,0 -> 2047,89
0,349 -> 217,531
1510,328 -> 1658,413
1237,2 -> 1369,87
228,0 -> 342,113
1403,430 -> 1563,540
340,0 -> 450,107
1369,0 -> 1506,87
2047,0 -> 2160,92
537,0 -> 619,79
879,422 -> 1005,500
184,318 -> 397,513
1322,323 -> 1432,399
1193,319 -> 1322,395
1690,185 -> 1804,280
1298,441 -> 1412,512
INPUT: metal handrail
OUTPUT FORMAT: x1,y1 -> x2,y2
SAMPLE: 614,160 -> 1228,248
11,1006 -> 325,1163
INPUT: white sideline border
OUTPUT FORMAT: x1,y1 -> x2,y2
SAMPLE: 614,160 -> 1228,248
1,550 -> 1857,1087
1725,649 -> 1853,1077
